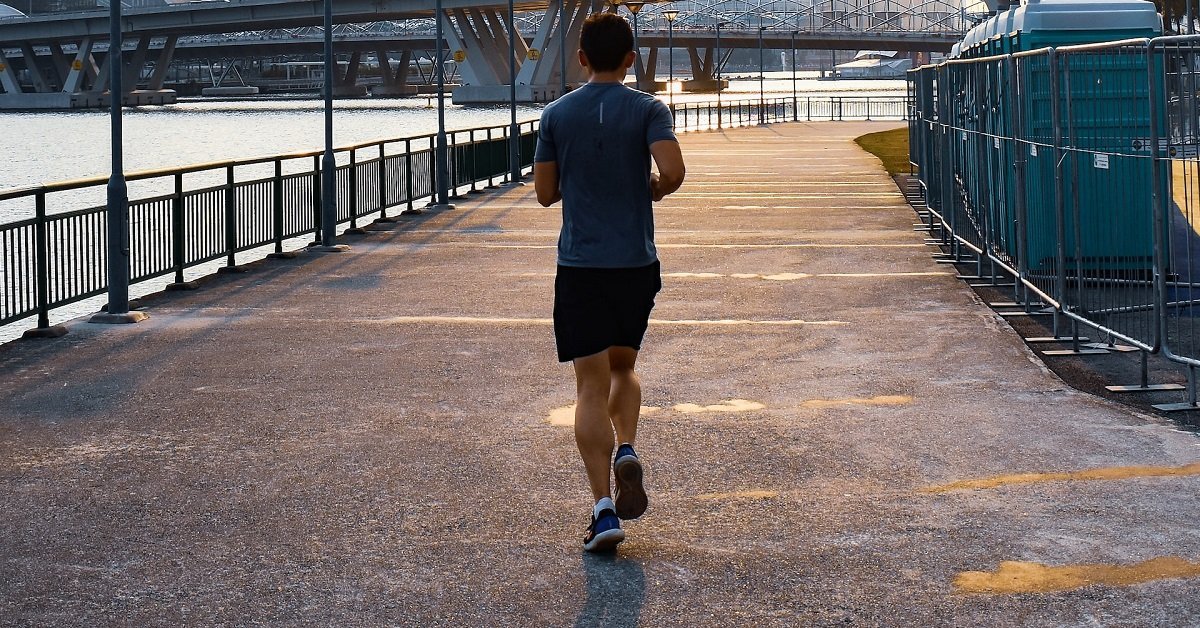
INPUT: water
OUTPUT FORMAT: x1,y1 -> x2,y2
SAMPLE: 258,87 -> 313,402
0,72 -> 902,341
0,72 -> 903,208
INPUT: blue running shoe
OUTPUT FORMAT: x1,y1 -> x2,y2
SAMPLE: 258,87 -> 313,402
613,444 -> 647,520
583,507 -> 625,553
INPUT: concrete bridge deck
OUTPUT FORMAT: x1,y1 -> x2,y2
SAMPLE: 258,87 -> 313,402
2,122 -> 1199,626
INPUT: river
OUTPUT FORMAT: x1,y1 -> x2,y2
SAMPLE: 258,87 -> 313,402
0,72 -> 904,341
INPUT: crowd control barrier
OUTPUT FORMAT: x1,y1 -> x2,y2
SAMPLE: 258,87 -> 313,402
908,35 -> 1200,410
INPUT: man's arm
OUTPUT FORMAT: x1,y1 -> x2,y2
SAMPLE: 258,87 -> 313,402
534,161 -> 562,207
649,139 -> 685,202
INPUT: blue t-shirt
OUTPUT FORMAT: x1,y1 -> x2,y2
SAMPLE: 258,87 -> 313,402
534,82 -> 676,268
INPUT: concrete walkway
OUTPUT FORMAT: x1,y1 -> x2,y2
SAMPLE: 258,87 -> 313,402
2,122 -> 1199,626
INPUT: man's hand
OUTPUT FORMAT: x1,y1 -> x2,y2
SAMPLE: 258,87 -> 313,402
650,172 -> 666,202
649,139 -> 685,202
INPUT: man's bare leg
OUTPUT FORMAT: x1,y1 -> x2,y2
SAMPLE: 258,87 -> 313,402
608,347 -> 641,445
574,349 -> 615,502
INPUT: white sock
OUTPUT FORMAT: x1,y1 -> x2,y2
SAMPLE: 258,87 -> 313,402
594,497 -> 616,519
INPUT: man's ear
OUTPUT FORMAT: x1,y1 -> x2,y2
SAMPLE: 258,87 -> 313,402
622,50 -> 636,70
578,49 -> 589,69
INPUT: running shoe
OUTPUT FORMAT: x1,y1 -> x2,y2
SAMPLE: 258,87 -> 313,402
583,507 -> 625,552
613,443 -> 648,520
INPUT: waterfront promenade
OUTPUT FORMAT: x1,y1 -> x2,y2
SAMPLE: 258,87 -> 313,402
1,122 -> 1199,626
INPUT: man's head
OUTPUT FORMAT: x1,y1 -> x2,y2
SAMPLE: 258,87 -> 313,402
579,12 -> 634,73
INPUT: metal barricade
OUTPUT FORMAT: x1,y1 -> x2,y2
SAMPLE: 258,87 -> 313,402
908,34 -> 1200,406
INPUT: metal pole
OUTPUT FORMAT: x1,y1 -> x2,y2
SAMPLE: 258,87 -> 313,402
508,0 -> 521,183
791,30 -> 797,121
435,0 -> 451,206
320,0 -> 337,246
559,0 -> 567,97
97,0 -> 136,322
716,22 -> 722,129
758,21 -> 765,124
668,17 -> 674,109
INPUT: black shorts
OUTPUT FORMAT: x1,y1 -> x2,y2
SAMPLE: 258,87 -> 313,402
554,260 -> 662,363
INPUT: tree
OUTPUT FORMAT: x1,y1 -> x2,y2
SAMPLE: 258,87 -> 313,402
1151,0 -> 1196,34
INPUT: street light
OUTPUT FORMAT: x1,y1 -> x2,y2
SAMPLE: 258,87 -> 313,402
559,0 -> 568,97
92,0 -> 145,325
433,0 -> 453,208
791,30 -> 798,121
507,0 -> 521,184
758,20 -> 766,124
715,21 -> 725,129
625,1 -> 644,90
664,8 -> 679,110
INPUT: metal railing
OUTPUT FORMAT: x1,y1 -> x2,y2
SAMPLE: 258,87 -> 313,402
672,95 -> 907,131
0,93 -> 889,339
0,119 -> 539,333
908,35 -> 1200,407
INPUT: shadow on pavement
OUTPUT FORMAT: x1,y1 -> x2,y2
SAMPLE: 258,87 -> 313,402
574,552 -> 645,628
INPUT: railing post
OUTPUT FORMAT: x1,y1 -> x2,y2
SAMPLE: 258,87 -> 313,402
402,138 -> 418,215
165,172 -> 200,289
865,97 -> 872,121
311,154 -> 321,244
33,193 -> 50,329
377,143 -> 397,222
265,158 -> 299,260
346,148 -> 366,233
220,164 -> 241,272
21,191 -> 66,338
1050,48 -> 1068,339
427,136 -> 437,206
469,130 -> 481,194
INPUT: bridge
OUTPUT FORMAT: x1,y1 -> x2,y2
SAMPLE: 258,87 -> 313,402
0,0 -> 966,107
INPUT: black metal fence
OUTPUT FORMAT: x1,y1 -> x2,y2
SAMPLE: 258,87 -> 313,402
0,120 -> 537,333
908,35 -> 1200,409
672,95 -> 907,130
0,94 -> 891,339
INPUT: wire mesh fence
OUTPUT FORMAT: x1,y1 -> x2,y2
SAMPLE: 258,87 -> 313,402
909,34 -> 1200,406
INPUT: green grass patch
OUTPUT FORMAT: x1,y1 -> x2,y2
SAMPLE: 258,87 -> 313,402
854,127 -> 910,175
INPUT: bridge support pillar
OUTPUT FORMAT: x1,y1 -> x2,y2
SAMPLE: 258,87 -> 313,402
685,47 -> 726,93
0,36 -> 176,109
332,50 -> 368,97
371,48 -> 418,96
450,0 -> 602,104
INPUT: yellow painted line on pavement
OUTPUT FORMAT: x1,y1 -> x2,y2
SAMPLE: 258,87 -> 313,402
674,399 -> 766,413
696,490 -> 779,500
800,395 -> 913,409
955,558 -> 1200,594
515,272 -> 949,281
681,182 -> 896,187
672,193 -> 900,199
480,243 -> 924,250
374,316 -> 850,327
922,462 -> 1200,494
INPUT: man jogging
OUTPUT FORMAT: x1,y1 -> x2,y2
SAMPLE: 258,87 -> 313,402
534,12 -> 686,553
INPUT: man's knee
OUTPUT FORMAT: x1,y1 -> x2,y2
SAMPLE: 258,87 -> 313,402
608,346 -> 639,374
574,351 -> 612,399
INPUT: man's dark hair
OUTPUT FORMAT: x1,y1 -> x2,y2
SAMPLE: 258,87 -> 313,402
580,12 -> 634,73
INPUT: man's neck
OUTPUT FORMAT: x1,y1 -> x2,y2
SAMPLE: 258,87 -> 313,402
588,70 -> 628,84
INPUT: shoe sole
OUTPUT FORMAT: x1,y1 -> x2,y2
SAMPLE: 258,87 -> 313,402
584,527 -> 625,553
613,455 -> 647,520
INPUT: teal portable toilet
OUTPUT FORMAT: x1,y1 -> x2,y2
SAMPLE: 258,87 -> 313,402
1007,0 -> 1163,274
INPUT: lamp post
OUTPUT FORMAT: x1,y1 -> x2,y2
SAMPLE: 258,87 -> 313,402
625,1 -> 644,90
93,0 -> 144,324
758,20 -> 765,124
715,21 -> 725,129
320,0 -> 338,247
664,8 -> 679,110
433,0 -> 453,207
508,0 -> 521,184
559,0 -> 568,97
791,30 -> 798,121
